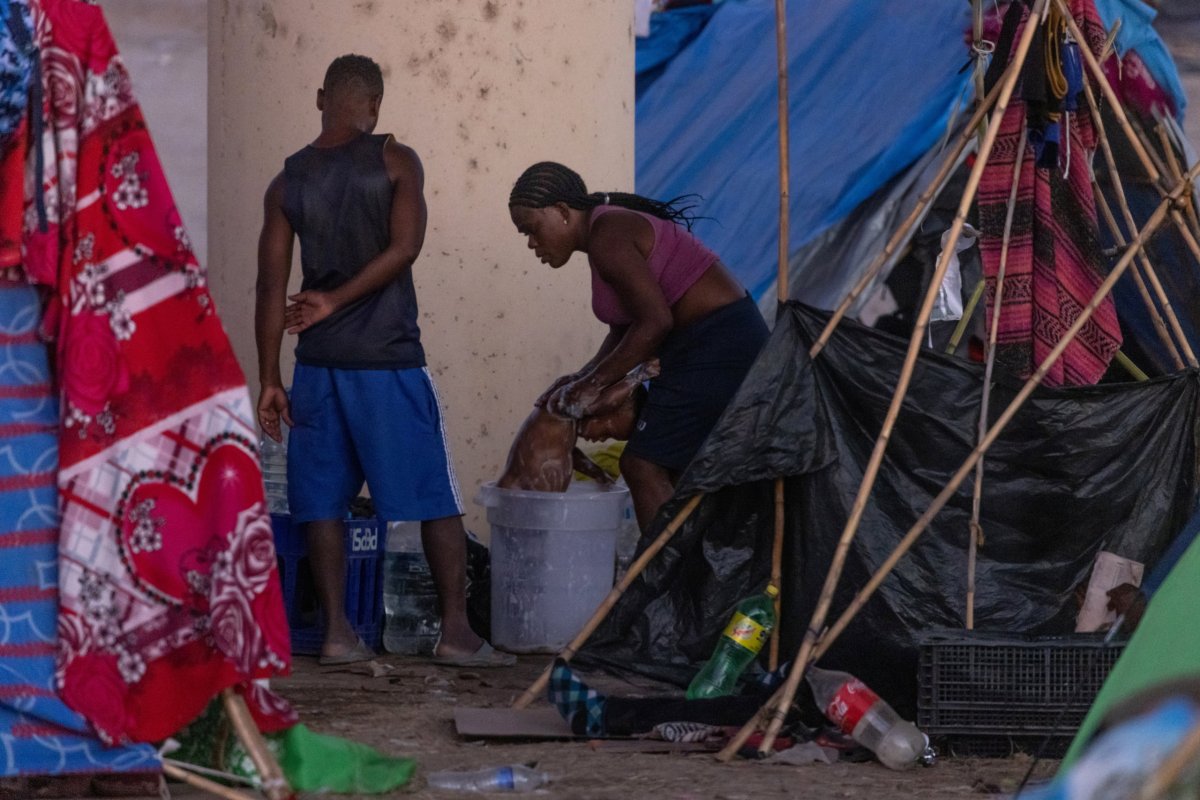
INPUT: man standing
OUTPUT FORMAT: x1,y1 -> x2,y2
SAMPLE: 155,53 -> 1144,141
255,54 -> 511,667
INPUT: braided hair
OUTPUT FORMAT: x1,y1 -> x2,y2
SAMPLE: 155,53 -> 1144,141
509,162 -> 698,230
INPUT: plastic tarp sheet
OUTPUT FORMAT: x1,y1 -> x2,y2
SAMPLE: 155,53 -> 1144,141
635,0 -> 974,303
1093,0 -> 1188,120
580,303 -> 1200,713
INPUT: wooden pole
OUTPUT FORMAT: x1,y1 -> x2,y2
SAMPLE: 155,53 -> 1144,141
1137,719 -> 1200,800
768,478 -> 785,671
968,124 -> 1028,630
1060,1 -> 1200,292
1157,123 -> 1200,239
1081,78 -> 1198,367
513,494 -> 704,709
1127,113 -> 1200,252
162,762 -> 261,800
753,0 -> 1047,757
1093,183 -> 1185,369
809,76 -> 1006,360
1114,350 -> 1150,382
812,156 -> 1200,669
944,278 -> 985,355
774,0 -> 790,302
766,0 -> 789,677
221,689 -> 291,800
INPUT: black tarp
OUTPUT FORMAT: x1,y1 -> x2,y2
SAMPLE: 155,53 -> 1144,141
580,303 -> 1200,715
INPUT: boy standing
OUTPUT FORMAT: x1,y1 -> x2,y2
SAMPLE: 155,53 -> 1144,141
255,54 -> 510,667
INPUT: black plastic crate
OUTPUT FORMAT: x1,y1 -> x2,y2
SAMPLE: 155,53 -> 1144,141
917,630 -> 1126,746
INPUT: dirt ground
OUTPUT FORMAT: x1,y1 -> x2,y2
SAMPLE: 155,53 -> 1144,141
243,654 -> 1050,800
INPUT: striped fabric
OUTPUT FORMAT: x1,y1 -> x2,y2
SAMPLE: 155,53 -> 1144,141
0,281 -> 157,774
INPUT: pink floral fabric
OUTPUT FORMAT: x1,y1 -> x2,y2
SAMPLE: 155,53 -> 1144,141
16,0 -> 294,744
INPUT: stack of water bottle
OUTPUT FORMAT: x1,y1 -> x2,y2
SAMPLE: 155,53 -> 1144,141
688,583 -> 932,770
382,521 -> 441,655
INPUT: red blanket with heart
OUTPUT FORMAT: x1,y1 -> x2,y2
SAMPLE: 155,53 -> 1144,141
19,0 -> 293,744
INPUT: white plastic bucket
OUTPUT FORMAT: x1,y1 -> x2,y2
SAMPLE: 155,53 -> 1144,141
476,480 -> 629,653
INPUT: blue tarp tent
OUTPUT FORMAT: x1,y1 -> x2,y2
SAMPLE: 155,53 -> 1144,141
635,0 -> 1190,318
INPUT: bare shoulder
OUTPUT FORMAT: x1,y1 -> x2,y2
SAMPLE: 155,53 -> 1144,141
263,170 -> 286,209
589,208 -> 652,260
382,136 -> 424,184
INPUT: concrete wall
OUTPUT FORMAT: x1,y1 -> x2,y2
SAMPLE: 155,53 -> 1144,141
208,0 -> 634,532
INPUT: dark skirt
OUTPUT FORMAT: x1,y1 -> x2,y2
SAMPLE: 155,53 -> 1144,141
625,293 -> 768,472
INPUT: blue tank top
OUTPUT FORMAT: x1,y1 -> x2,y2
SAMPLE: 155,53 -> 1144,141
281,133 -> 425,369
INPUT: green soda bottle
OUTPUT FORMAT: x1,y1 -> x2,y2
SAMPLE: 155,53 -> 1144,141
686,584 -> 779,700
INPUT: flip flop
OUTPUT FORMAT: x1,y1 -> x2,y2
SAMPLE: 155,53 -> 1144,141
318,637 -> 376,666
431,640 -> 517,668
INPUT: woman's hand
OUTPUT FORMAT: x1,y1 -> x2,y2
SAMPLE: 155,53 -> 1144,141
548,374 -> 605,419
285,290 -> 337,334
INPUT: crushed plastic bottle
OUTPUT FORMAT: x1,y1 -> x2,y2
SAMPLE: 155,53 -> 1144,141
425,764 -> 549,793
686,584 -> 779,699
806,665 -> 928,770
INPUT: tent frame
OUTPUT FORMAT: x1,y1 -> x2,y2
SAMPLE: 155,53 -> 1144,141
514,0 -> 1200,769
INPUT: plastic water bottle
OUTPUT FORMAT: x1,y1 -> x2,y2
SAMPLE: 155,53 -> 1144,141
259,428 -> 289,514
425,765 -> 549,793
382,521 -> 441,655
806,666 -> 928,770
686,584 -> 779,699
613,484 -> 640,583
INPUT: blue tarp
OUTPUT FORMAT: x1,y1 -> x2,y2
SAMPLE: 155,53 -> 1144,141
636,0 -> 1189,306
1094,0 -> 1188,120
636,0 -> 974,302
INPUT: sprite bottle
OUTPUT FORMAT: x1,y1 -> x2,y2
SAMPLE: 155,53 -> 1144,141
686,584 -> 779,699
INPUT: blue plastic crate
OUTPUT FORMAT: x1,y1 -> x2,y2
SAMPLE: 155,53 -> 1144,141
270,513 -> 385,655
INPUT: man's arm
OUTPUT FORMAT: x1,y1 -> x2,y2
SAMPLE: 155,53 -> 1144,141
255,171 -> 295,441
284,138 -> 427,333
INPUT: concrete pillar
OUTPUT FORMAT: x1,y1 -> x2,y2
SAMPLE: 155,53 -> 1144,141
208,0 -> 634,532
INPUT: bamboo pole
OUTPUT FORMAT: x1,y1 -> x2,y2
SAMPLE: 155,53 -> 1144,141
513,494 -> 704,709
1114,350 -> 1149,381
1081,78 -> 1198,367
715,681 -> 789,761
968,124 -> 1028,630
971,0 -> 988,145
809,76 -> 1006,360
774,0 -> 790,301
162,762 -> 261,800
1137,719 -> 1200,800
1157,123 -> 1200,239
752,0 -> 1047,756
812,157 -> 1200,670
944,278 -> 985,355
1093,183 -> 1184,369
766,0 -> 789,677
768,478 -> 785,671
1060,2 -> 1200,287
1127,114 -> 1200,253
221,689 -> 291,800
1055,0 -> 1161,187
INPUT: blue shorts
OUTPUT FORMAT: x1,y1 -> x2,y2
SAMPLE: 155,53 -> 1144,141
287,364 -> 464,523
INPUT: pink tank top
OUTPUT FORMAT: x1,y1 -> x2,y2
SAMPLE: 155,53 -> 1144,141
588,205 -> 717,326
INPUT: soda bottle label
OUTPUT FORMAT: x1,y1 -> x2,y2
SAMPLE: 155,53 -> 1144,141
825,679 -> 880,733
496,767 -> 514,789
722,612 -> 768,653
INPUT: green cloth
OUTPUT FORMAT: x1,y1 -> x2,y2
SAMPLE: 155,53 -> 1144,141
171,701 -> 415,794
1062,536 -> 1200,768
277,723 -> 416,794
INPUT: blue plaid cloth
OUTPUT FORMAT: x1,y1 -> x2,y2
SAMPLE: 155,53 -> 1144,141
0,282 -> 158,775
